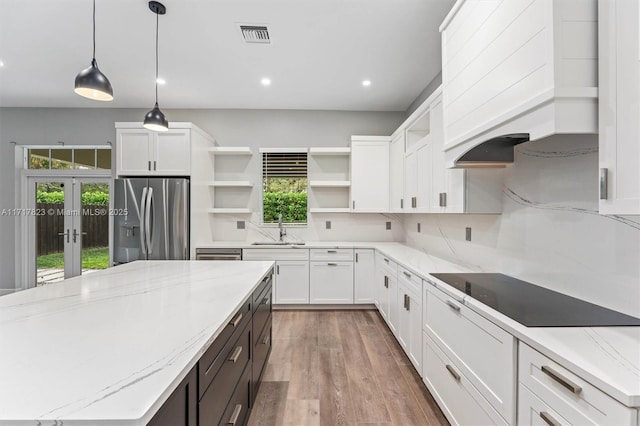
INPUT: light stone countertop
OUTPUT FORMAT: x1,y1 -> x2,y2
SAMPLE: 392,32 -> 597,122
0,260 -> 274,425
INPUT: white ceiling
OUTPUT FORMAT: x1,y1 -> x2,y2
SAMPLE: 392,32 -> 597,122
0,0 -> 454,111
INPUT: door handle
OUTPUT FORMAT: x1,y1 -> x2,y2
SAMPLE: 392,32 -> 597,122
153,160 -> 157,171
355,253 -> 358,262
72,229 -> 87,243
145,187 -> 153,255
140,186 -> 148,255
599,168 -> 608,200
384,275 -> 389,288
439,192 -> 447,207
58,229 -> 70,244
411,197 -> 417,208
148,160 -> 151,171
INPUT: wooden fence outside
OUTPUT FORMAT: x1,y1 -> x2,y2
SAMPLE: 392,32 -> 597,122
36,203 -> 109,256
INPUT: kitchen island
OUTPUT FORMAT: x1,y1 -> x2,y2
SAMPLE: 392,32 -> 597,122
0,260 -> 274,425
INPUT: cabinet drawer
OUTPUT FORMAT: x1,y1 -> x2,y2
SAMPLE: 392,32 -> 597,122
519,382 -> 573,426
198,321 -> 251,424
243,248 -> 309,261
252,272 -> 273,308
398,266 -> 421,295
219,364 -> 251,426
198,300 -> 251,399
422,332 -> 508,426
425,285 -> 516,422
519,343 -> 637,425
310,248 -> 354,261
252,282 -> 272,339
375,252 -> 397,276
252,315 -> 272,401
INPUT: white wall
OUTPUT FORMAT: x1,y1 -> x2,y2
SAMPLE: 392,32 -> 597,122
403,135 -> 640,317
0,107 -> 405,289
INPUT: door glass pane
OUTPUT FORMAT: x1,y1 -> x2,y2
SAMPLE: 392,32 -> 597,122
50,149 -> 73,170
74,149 -> 96,169
36,181 -> 66,285
96,149 -> 112,170
80,182 -> 110,272
28,149 -> 50,169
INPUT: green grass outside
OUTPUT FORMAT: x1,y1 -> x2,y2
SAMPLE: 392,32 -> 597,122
36,247 -> 109,270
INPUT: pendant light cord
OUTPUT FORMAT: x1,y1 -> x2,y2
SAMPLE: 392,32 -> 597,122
92,0 -> 96,59
155,11 -> 159,104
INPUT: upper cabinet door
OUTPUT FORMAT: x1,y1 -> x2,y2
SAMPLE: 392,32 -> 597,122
350,137 -> 390,212
389,133 -> 405,212
116,129 -> 154,175
599,0 -> 640,214
155,130 -> 191,175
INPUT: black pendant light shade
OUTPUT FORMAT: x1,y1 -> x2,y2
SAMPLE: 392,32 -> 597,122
74,0 -> 113,101
144,102 -> 169,132
143,1 -> 168,132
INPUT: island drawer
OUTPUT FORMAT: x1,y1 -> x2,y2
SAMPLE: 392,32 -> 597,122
220,364 -> 252,426
198,321 -> 251,423
518,343 -> 637,425
199,299 -> 251,399
253,282 -> 272,340
252,271 -> 273,307
310,248 -> 354,261
252,315 -> 272,402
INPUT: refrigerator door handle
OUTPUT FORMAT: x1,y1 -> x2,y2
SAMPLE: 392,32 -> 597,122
140,186 -> 148,256
145,187 -> 154,255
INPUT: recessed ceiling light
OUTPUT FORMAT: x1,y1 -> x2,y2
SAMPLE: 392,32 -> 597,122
156,77 -> 166,85
0,60 -> 4,68
261,78 -> 271,86
362,80 -> 371,87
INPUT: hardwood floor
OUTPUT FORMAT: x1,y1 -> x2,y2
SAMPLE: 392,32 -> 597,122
248,310 -> 449,426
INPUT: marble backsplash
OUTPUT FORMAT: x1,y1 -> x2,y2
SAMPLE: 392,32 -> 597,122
404,135 -> 640,317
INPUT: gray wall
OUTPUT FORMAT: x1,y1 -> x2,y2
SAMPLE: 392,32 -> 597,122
405,72 -> 442,117
0,107 -> 405,289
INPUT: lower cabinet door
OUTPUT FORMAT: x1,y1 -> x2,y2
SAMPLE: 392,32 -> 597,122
386,272 -> 399,335
219,365 -> 252,426
148,366 -> 197,426
274,261 -> 309,304
422,333 -> 508,426
309,261 -> 354,304
354,249 -> 375,303
518,384 -> 573,426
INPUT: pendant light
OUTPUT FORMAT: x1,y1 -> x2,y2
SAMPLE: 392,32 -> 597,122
143,1 -> 169,132
74,0 -> 113,101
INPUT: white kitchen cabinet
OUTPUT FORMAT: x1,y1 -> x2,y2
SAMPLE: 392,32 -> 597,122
116,124 -> 191,176
309,261 -> 354,304
275,261 -> 310,304
598,0 -> 640,214
518,343 -> 638,425
440,0 -> 598,167
350,136 -> 390,212
403,143 -> 431,212
424,283 -> 516,424
389,133 -> 405,212
354,249 -> 375,304
375,252 -> 397,332
397,268 -> 422,373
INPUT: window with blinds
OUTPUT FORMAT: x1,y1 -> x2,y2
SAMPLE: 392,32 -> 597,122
262,152 -> 308,224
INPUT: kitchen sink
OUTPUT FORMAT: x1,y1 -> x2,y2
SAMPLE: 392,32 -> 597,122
251,241 -> 305,246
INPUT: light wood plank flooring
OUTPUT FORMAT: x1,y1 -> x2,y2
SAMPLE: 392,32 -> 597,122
248,310 -> 449,426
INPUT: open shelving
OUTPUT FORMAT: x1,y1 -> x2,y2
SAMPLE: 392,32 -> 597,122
207,147 -> 253,155
308,147 -> 352,213
208,181 -> 253,187
208,146 -> 254,213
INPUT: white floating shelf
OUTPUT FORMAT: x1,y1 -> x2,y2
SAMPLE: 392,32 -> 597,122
309,180 -> 351,188
208,147 -> 253,155
208,181 -> 253,187
309,147 -> 351,156
207,208 -> 252,214
309,208 -> 351,213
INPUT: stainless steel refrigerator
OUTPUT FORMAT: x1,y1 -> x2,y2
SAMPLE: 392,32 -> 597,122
113,178 -> 189,263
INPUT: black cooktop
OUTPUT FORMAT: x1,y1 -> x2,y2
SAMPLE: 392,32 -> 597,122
430,273 -> 640,327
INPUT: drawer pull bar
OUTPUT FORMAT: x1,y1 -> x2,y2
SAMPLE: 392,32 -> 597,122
327,250 -> 337,253
262,335 -> 271,345
540,411 -> 562,426
403,271 -> 411,278
541,366 -> 582,394
445,364 -> 460,381
229,346 -> 243,363
327,262 -> 338,266
227,404 -> 242,425
230,312 -> 243,327
262,296 -> 270,305
383,258 -> 389,263
446,300 -> 461,312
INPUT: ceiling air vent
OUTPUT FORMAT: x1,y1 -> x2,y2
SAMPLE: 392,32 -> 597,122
239,25 -> 271,44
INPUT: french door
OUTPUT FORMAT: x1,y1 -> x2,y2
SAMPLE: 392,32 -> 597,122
27,176 -> 111,286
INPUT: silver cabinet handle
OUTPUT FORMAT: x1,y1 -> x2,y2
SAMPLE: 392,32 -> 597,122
383,258 -> 389,263
327,250 -> 337,253
261,296 -> 270,305
230,312 -> 243,327
540,411 -> 562,426
445,364 -> 460,381
352,200 -> 355,209
406,295 -> 410,311
148,160 -> 151,171
355,253 -> 359,262
411,197 -> 417,208
384,276 -> 389,288
227,404 -> 242,425
599,168 -> 608,200
400,198 -> 404,208
327,262 -> 338,266
229,346 -> 243,363
58,229 -> 70,244
403,271 -> 411,278
276,264 -> 280,274
541,366 -> 582,394
446,300 -> 461,311
153,160 -> 157,171
439,192 -> 447,207
262,335 -> 270,345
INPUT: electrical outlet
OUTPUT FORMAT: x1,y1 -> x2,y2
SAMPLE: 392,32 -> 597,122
326,221 -> 331,229
465,227 -> 472,241
417,223 -> 421,233
386,221 -> 392,230
237,221 -> 245,229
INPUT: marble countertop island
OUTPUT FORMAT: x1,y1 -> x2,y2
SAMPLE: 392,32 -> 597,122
0,260 -> 274,425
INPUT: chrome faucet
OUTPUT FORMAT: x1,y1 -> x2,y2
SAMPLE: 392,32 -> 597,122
278,213 -> 287,242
